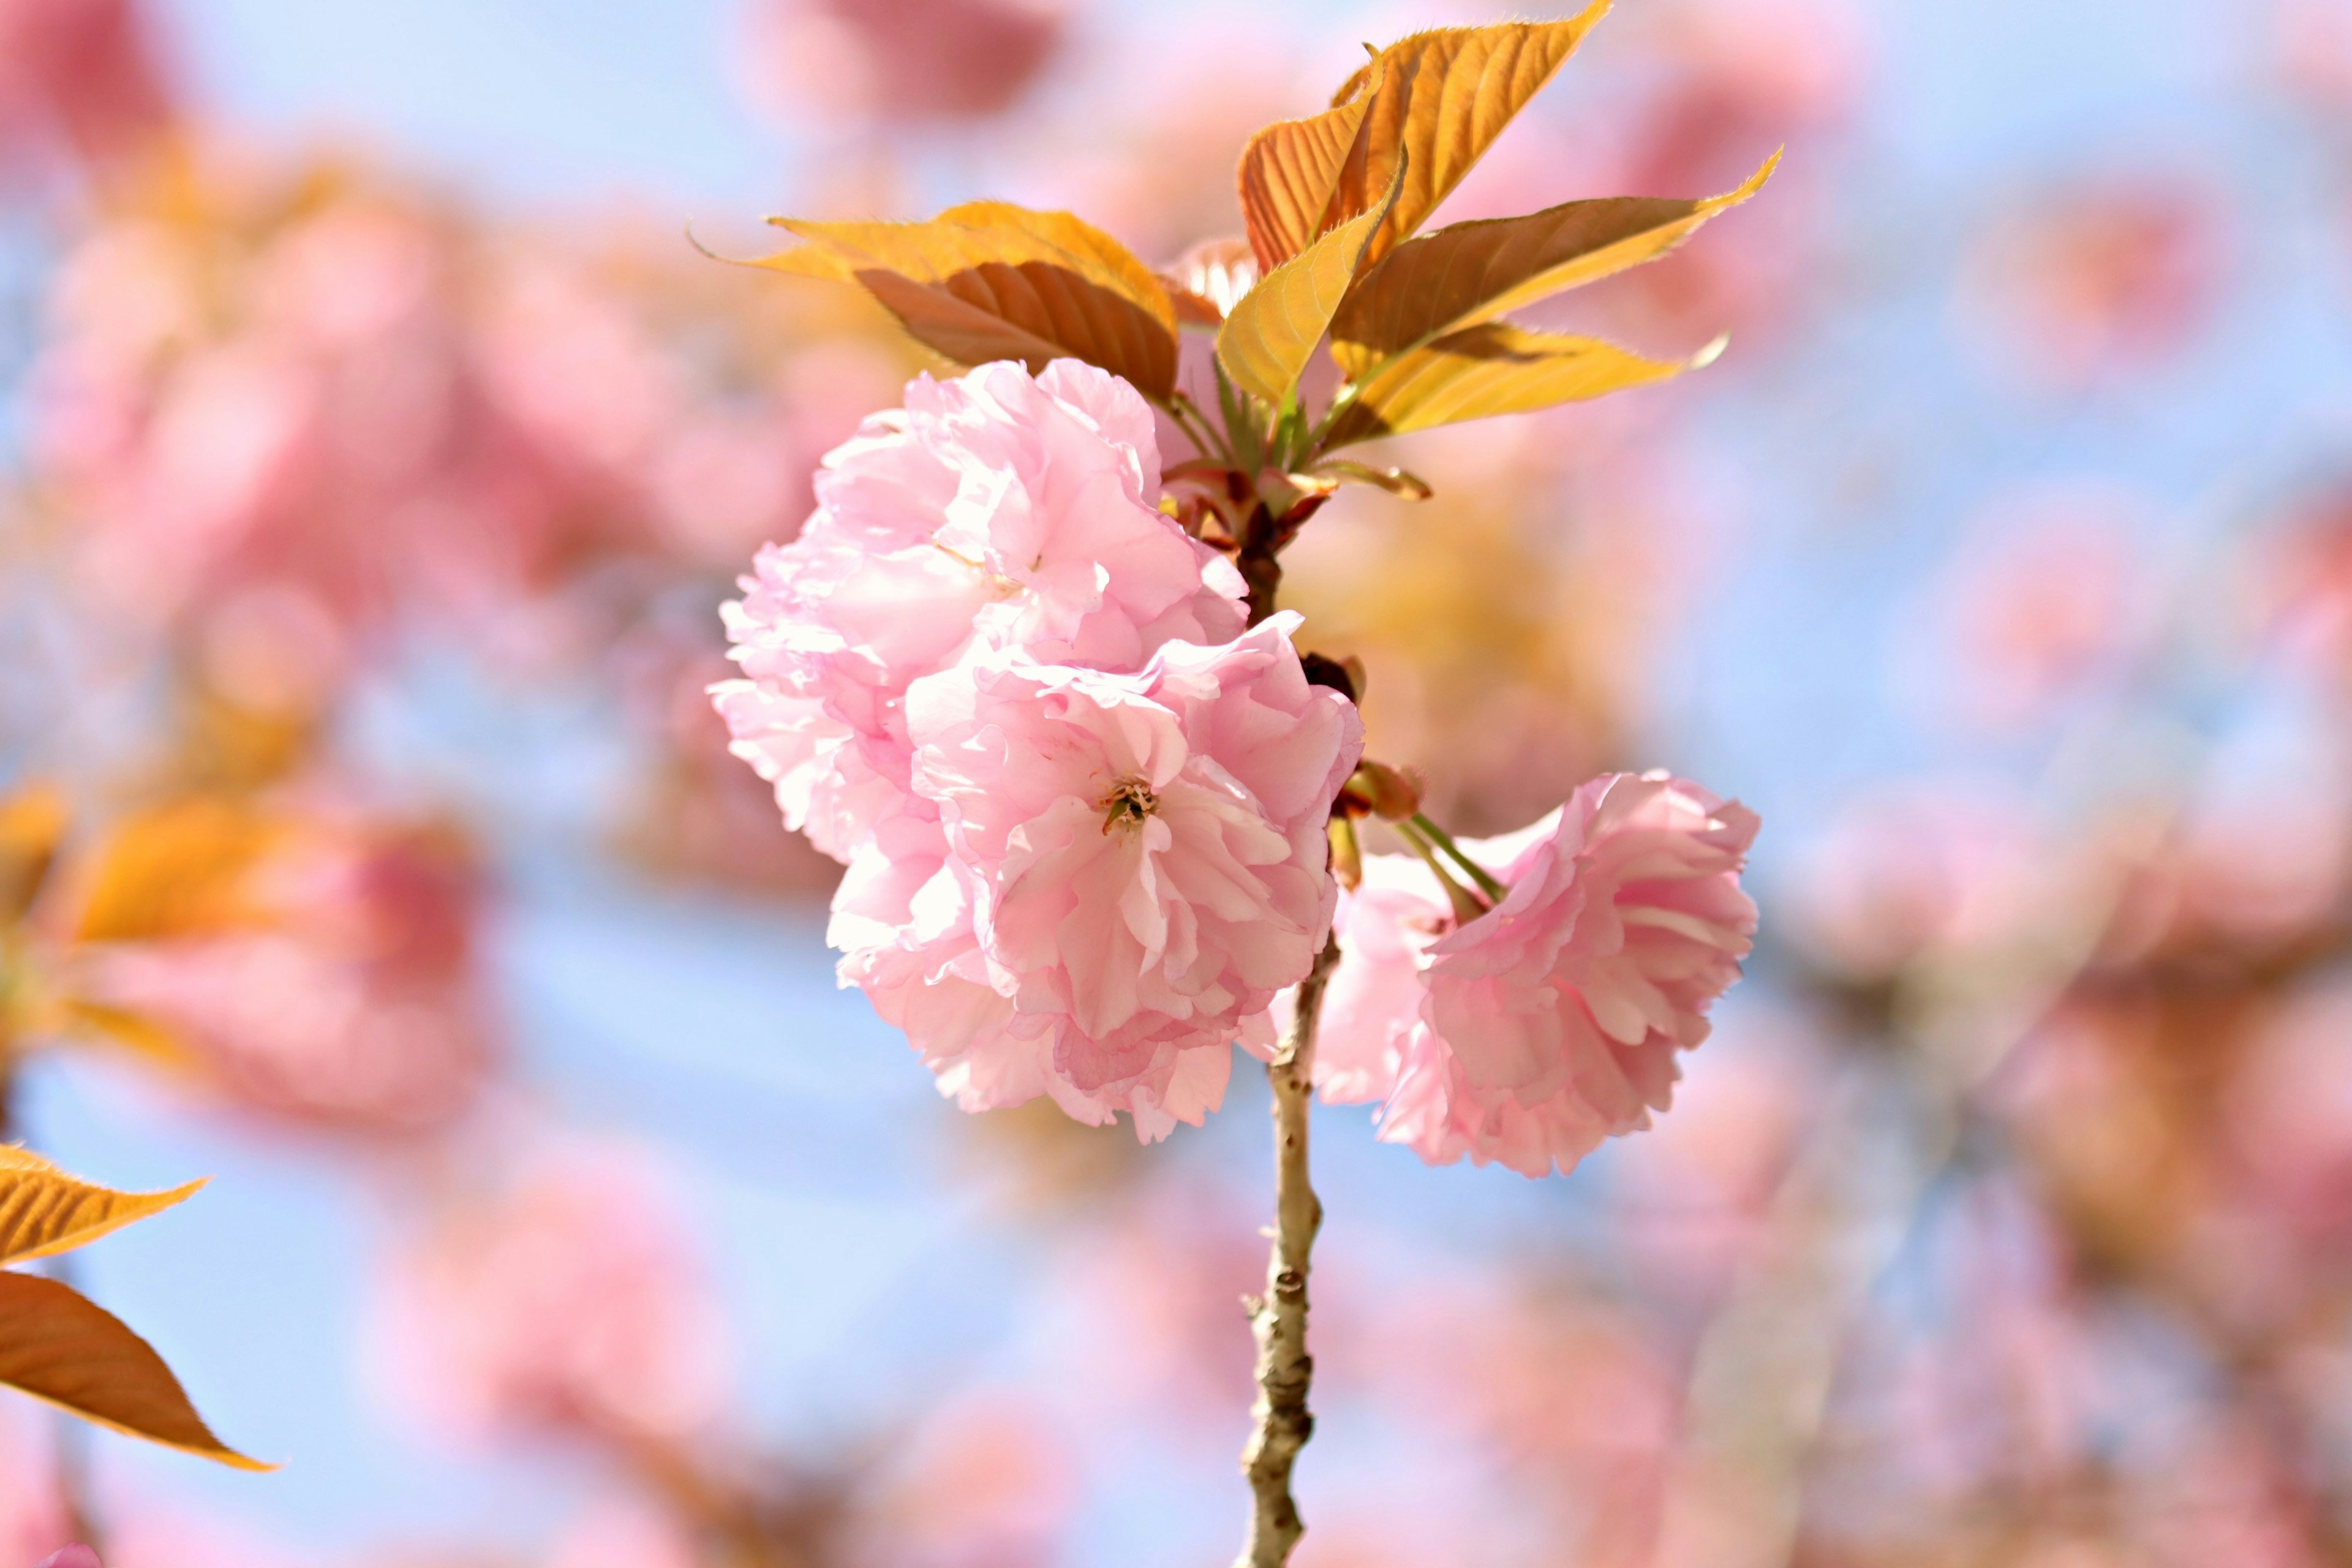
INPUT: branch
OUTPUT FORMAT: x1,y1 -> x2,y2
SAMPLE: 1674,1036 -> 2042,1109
1234,933 -> 1340,1568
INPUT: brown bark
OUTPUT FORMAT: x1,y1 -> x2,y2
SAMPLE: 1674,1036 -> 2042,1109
1234,934 -> 1340,1568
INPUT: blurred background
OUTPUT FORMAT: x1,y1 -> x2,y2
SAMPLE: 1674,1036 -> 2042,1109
2,0 -> 2350,1563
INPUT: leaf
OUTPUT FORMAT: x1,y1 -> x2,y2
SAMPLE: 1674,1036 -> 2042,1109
1330,151 -> 1779,379
0,1271 -> 271,1470
1324,324 -> 1703,447
1215,160 -> 1406,408
54,999 -> 198,1073
1236,62 -> 1382,272
0,785 -> 67,924
72,799 -> 285,943
0,1147 -> 204,1266
755,204 -> 1180,398
1328,3 -> 1612,266
1160,236 -> 1261,325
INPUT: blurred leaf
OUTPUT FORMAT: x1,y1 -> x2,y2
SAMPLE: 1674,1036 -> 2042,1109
0,785 -> 67,924
54,1000 -> 198,1074
72,799 -> 283,943
1330,152 -> 1779,379
1329,4 -> 1612,267
1161,236 -> 1261,326
0,1271 -> 271,1470
0,1147 -> 203,1266
1215,162 -> 1405,408
755,203 -> 1179,398
1237,62 -> 1382,272
1324,324 -> 1700,447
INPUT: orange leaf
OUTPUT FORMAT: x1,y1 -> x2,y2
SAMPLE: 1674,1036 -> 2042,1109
1328,4 -> 1612,266
0,1271 -> 273,1470
0,1147 -> 204,1266
755,203 -> 1179,398
0,785 -> 67,924
1330,151 -> 1778,379
1215,160 -> 1406,408
1236,62 -> 1382,272
72,799 -> 285,943
1324,324 -> 1703,447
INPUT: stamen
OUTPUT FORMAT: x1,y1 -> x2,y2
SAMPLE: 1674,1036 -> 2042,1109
1099,775 -> 1159,835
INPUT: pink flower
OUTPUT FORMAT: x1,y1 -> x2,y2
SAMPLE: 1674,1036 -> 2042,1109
714,358 -> 1247,865
35,1550 -> 99,1568
1316,773 -> 1758,1177
73,807 -> 492,1135
842,612 -> 1360,1139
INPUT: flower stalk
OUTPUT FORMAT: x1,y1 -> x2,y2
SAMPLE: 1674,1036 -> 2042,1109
1235,933 -> 1340,1568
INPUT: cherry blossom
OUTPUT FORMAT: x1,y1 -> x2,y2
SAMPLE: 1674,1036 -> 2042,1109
1317,772 -> 1757,1177
840,612 -> 1360,1139
714,357 -> 1247,865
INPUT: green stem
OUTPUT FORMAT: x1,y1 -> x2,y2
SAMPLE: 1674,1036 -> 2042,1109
1163,392 -> 1234,467
1410,813 -> 1509,904
1303,381 -> 1362,456
1396,821 -> 1490,925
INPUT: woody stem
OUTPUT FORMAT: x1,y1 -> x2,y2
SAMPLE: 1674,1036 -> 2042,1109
1234,932 -> 1339,1568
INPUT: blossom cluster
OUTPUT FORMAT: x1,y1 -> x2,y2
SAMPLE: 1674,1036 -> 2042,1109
717,360 -> 1759,1169
716,358 -> 1360,1139
1319,774 -> 1760,1177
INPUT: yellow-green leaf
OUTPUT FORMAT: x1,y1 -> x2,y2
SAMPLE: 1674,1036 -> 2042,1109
1236,62 -> 1381,272
0,1271 -> 272,1470
1330,151 -> 1779,379
754,204 -> 1179,398
1215,162 -> 1406,407
1325,324 -> 1703,447
0,784 -> 67,924
73,798 -> 284,943
1329,3 -> 1611,266
0,1147 -> 203,1266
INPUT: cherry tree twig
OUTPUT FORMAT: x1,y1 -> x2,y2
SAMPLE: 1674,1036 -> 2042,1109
1235,933 -> 1340,1568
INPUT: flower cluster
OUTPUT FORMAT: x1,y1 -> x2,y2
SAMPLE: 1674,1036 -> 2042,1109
1317,773 -> 1760,1177
716,359 -> 1361,1139
718,361 -> 1758,1172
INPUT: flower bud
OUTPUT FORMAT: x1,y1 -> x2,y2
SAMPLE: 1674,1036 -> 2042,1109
1328,815 -> 1362,891
1338,760 -> 1423,821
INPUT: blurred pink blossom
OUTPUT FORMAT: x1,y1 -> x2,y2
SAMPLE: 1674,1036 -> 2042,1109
34,1550 -> 98,1568
0,1408 -> 69,1568
0,0 -> 171,177
1959,175 -> 2225,388
739,0 -> 1068,124
372,1141 -> 730,1447
1047,1179 -> 1262,1426
2222,981 -> 2352,1242
1911,481 -> 2161,733
1360,1276 -> 1680,1565
76,807 -> 493,1134
1319,772 -> 1757,1177
1787,782 -> 2066,981
852,1391 -> 1074,1568
2278,0 -> 2352,109
546,1496 -> 700,1568
32,172 -> 850,695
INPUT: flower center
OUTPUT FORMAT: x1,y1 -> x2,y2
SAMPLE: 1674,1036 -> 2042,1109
1099,775 -> 1159,836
